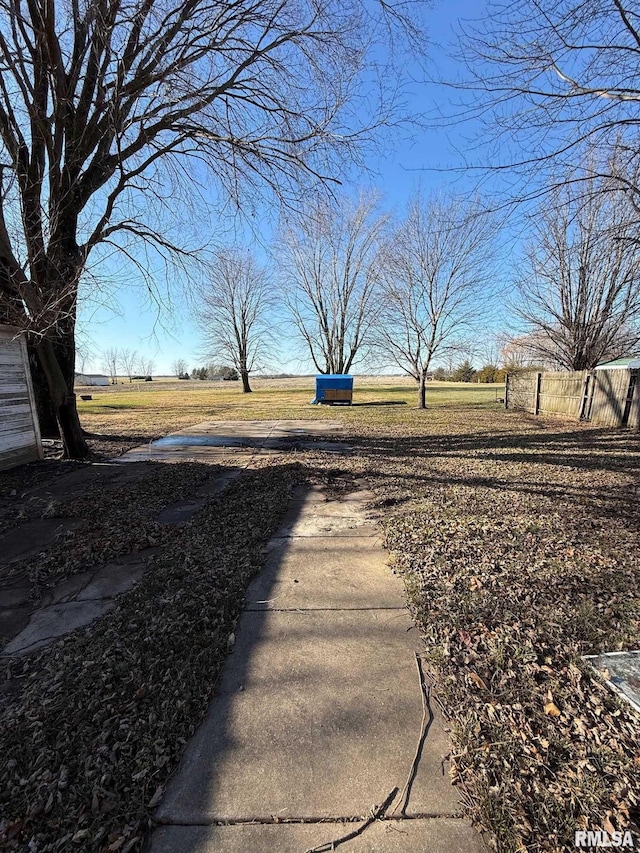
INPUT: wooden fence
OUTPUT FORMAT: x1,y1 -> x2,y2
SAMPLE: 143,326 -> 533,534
506,367 -> 640,429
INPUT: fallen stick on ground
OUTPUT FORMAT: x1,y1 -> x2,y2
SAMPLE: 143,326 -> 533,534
303,787 -> 399,853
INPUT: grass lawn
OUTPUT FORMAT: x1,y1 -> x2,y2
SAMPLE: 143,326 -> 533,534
1,378 -> 639,853
76,377 -> 504,452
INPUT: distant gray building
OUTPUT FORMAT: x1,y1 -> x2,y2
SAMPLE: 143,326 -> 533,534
75,373 -> 109,386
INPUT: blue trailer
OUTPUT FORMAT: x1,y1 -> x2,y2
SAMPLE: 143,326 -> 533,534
311,374 -> 353,405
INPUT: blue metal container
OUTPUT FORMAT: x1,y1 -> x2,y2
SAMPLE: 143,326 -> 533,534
312,374 -> 353,405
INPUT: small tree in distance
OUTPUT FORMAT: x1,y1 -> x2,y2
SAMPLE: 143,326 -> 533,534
373,194 -> 495,408
433,366 -> 450,381
120,349 -> 139,383
281,193 -> 387,374
172,359 -> 189,380
197,249 -> 274,393
452,359 -> 477,382
139,357 -> 155,379
103,348 -> 120,385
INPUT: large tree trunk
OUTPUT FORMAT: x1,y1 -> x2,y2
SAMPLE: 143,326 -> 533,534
418,372 -> 427,409
27,342 -> 60,438
240,369 -> 252,393
35,334 -> 89,459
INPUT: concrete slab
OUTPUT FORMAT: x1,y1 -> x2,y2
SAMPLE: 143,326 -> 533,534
156,500 -> 204,525
150,476 -> 477,853
275,515 -> 377,538
155,608 -> 457,823
116,446 -> 256,464
2,552 -> 155,654
19,461 -> 153,501
150,818 -> 484,853
117,420 -> 348,463
169,420 -> 344,439
1,599 -> 111,655
246,539 -> 406,611
194,469 -> 244,498
0,518 -> 83,565
72,561 -> 147,602
585,650 -> 640,713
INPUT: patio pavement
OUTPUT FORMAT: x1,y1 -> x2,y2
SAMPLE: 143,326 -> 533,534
149,482 -> 485,852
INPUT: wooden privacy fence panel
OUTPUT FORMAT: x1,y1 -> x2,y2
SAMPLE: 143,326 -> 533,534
506,370 -> 586,418
538,370 -> 588,417
506,367 -> 639,429
588,368 -> 637,427
505,372 -> 538,412
0,326 -> 43,470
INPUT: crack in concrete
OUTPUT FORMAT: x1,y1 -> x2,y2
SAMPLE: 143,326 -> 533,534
245,606 -> 407,612
155,812 -> 466,827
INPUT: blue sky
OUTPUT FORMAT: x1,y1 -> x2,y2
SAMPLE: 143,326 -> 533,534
77,0 -> 514,376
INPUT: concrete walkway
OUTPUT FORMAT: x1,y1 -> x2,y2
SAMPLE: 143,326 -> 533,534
150,483 -> 484,852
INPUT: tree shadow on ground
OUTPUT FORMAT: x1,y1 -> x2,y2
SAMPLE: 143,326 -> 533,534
350,401 -> 407,407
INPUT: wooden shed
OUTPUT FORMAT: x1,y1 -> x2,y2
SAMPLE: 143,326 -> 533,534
0,325 -> 43,471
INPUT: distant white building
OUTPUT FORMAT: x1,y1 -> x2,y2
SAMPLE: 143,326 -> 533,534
75,373 -> 109,386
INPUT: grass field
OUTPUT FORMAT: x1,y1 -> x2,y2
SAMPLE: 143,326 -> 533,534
77,377 -> 505,441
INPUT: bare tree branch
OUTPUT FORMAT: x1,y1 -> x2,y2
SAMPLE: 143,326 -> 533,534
373,192 -> 495,408
450,1 -> 640,204
279,192 -> 387,374
512,173 -> 640,369
196,247 -> 275,392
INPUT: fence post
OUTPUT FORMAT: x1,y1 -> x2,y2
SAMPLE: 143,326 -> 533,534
504,373 -> 510,410
579,372 -> 590,420
534,371 -> 542,415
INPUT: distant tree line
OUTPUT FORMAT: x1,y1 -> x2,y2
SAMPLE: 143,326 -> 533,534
184,364 -> 239,381
101,349 -> 155,384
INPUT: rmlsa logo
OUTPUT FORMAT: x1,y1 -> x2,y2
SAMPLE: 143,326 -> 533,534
575,830 -> 635,848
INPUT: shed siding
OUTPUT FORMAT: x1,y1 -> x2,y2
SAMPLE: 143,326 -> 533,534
0,327 -> 42,470
628,371 -> 640,430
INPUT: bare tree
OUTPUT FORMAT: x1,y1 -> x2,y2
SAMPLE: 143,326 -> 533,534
138,357 -> 155,378
513,179 -> 640,370
120,349 -> 139,383
456,1 -> 640,204
499,335 -> 542,369
103,348 -> 120,385
280,193 -> 387,374
172,358 -> 188,379
0,0 -> 425,457
374,194 -> 495,408
197,249 -> 274,393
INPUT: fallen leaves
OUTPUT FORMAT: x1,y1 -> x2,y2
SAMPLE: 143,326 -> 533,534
374,413 -> 640,852
0,459 -> 305,852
